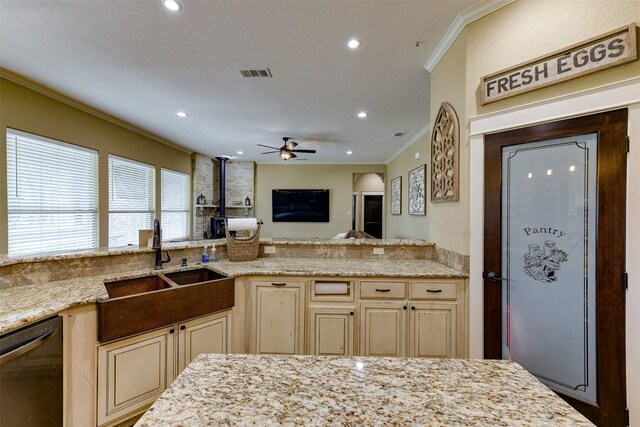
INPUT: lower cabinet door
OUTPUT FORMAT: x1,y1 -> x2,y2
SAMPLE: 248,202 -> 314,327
177,310 -> 232,372
97,326 -> 175,426
250,280 -> 305,355
408,302 -> 457,358
360,301 -> 407,357
308,307 -> 355,356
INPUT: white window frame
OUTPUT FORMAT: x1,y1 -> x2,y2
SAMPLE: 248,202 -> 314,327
161,168 -> 190,242
108,154 -> 156,248
6,129 -> 98,256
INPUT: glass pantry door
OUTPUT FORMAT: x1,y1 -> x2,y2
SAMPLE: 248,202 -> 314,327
501,134 -> 597,404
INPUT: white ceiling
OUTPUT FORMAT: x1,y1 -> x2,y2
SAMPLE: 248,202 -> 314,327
0,0 -> 479,163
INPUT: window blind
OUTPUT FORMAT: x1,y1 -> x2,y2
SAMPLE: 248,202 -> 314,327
161,168 -> 190,242
108,155 -> 155,247
6,130 -> 98,256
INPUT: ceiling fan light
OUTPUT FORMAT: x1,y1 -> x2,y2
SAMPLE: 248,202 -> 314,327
280,150 -> 291,160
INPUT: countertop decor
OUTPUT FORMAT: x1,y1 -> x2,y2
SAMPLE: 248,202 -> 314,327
135,354 -> 593,426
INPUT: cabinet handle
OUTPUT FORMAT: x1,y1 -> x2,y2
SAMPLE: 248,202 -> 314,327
349,311 -> 354,316
169,328 -> 175,334
271,282 -> 287,287
403,305 -> 407,310
426,289 -> 443,293
411,306 -> 416,310
180,325 -> 186,330
375,288 -> 391,292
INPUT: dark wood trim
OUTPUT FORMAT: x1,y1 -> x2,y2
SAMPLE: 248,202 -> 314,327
483,109 -> 627,426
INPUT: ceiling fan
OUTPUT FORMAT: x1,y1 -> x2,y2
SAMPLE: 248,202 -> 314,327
258,137 -> 316,161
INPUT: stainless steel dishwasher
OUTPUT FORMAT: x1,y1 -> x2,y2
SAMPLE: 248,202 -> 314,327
0,316 -> 63,426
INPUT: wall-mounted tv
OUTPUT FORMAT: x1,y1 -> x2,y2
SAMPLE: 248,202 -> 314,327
272,189 -> 330,222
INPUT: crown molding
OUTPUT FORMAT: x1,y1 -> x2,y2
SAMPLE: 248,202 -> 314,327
424,0 -> 515,73
0,67 -> 192,154
385,124 -> 430,164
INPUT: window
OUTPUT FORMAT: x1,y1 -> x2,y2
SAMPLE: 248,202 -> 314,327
6,130 -> 98,256
161,168 -> 190,242
108,155 -> 155,247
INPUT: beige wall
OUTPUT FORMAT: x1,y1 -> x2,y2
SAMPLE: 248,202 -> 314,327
385,132 -> 429,240
0,78 -> 192,253
467,0 -> 640,117
255,164 -> 386,238
428,31 -> 468,255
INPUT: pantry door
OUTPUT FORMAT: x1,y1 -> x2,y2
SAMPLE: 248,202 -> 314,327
483,110 -> 627,426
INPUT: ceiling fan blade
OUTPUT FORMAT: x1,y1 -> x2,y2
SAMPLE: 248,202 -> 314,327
291,149 -> 316,153
257,144 -> 281,150
289,152 -> 297,159
261,151 -> 279,154
286,141 -> 298,150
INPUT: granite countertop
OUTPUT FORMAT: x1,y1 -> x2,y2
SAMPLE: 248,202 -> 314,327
136,354 -> 593,426
0,258 -> 465,335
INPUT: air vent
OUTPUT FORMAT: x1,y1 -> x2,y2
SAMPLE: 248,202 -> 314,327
393,132 -> 406,138
239,68 -> 272,78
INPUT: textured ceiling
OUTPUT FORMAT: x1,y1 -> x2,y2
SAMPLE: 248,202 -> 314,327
0,0 -> 479,163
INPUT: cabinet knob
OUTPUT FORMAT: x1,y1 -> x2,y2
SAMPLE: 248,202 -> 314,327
180,325 -> 186,330
403,305 -> 407,310
349,311 -> 354,316
411,306 -> 416,310
169,328 -> 175,334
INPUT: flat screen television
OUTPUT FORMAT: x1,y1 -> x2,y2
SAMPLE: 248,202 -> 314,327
272,189 -> 330,222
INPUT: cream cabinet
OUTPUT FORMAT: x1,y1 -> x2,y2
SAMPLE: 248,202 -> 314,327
308,307 -> 355,356
178,310 -> 232,371
97,326 -> 176,426
250,279 -> 305,355
97,310 -> 232,426
408,302 -> 457,358
359,301 -> 407,357
358,278 -> 466,358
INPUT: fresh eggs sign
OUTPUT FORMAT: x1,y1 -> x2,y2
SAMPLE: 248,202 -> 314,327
480,24 -> 637,105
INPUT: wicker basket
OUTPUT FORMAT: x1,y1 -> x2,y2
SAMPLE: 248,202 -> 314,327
225,222 -> 261,262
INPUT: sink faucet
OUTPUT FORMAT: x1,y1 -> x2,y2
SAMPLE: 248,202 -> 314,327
152,218 -> 171,270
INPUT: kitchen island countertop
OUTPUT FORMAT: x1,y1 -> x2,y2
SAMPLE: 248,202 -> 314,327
135,354 -> 593,426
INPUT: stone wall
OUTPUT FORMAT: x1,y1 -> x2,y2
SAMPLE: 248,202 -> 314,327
225,161 -> 255,217
192,154 -> 216,238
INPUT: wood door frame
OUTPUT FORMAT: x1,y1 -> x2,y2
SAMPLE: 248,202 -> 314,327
483,110 -> 627,426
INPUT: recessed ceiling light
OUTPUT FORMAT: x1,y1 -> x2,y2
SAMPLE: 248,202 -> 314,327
569,165 -> 576,172
176,111 -> 188,117
347,151 -> 353,155
163,0 -> 181,11
347,39 -> 361,49
237,151 -> 243,155
357,111 -> 368,118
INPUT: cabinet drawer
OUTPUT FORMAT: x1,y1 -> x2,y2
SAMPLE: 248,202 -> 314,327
409,281 -> 458,300
360,281 -> 406,299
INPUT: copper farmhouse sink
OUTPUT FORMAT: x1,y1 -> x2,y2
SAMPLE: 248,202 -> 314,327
98,269 -> 234,342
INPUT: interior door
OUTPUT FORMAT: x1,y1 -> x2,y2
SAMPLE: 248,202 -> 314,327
483,110 -> 627,426
363,195 -> 383,238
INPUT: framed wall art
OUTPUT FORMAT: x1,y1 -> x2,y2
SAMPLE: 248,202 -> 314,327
390,176 -> 401,215
408,164 -> 426,215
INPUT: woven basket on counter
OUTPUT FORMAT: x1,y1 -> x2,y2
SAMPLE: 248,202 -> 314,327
225,223 -> 261,262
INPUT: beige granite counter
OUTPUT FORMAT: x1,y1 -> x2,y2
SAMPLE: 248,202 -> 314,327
0,258 -> 465,335
136,354 -> 593,426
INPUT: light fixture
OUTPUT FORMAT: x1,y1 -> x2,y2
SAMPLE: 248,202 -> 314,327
357,111 -> 368,118
279,150 -> 292,161
347,39 -> 361,49
527,173 -> 533,179
547,169 -> 553,175
569,165 -> 576,172
237,151 -> 243,155
176,111 -> 188,117
347,151 -> 353,155
163,0 -> 181,11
